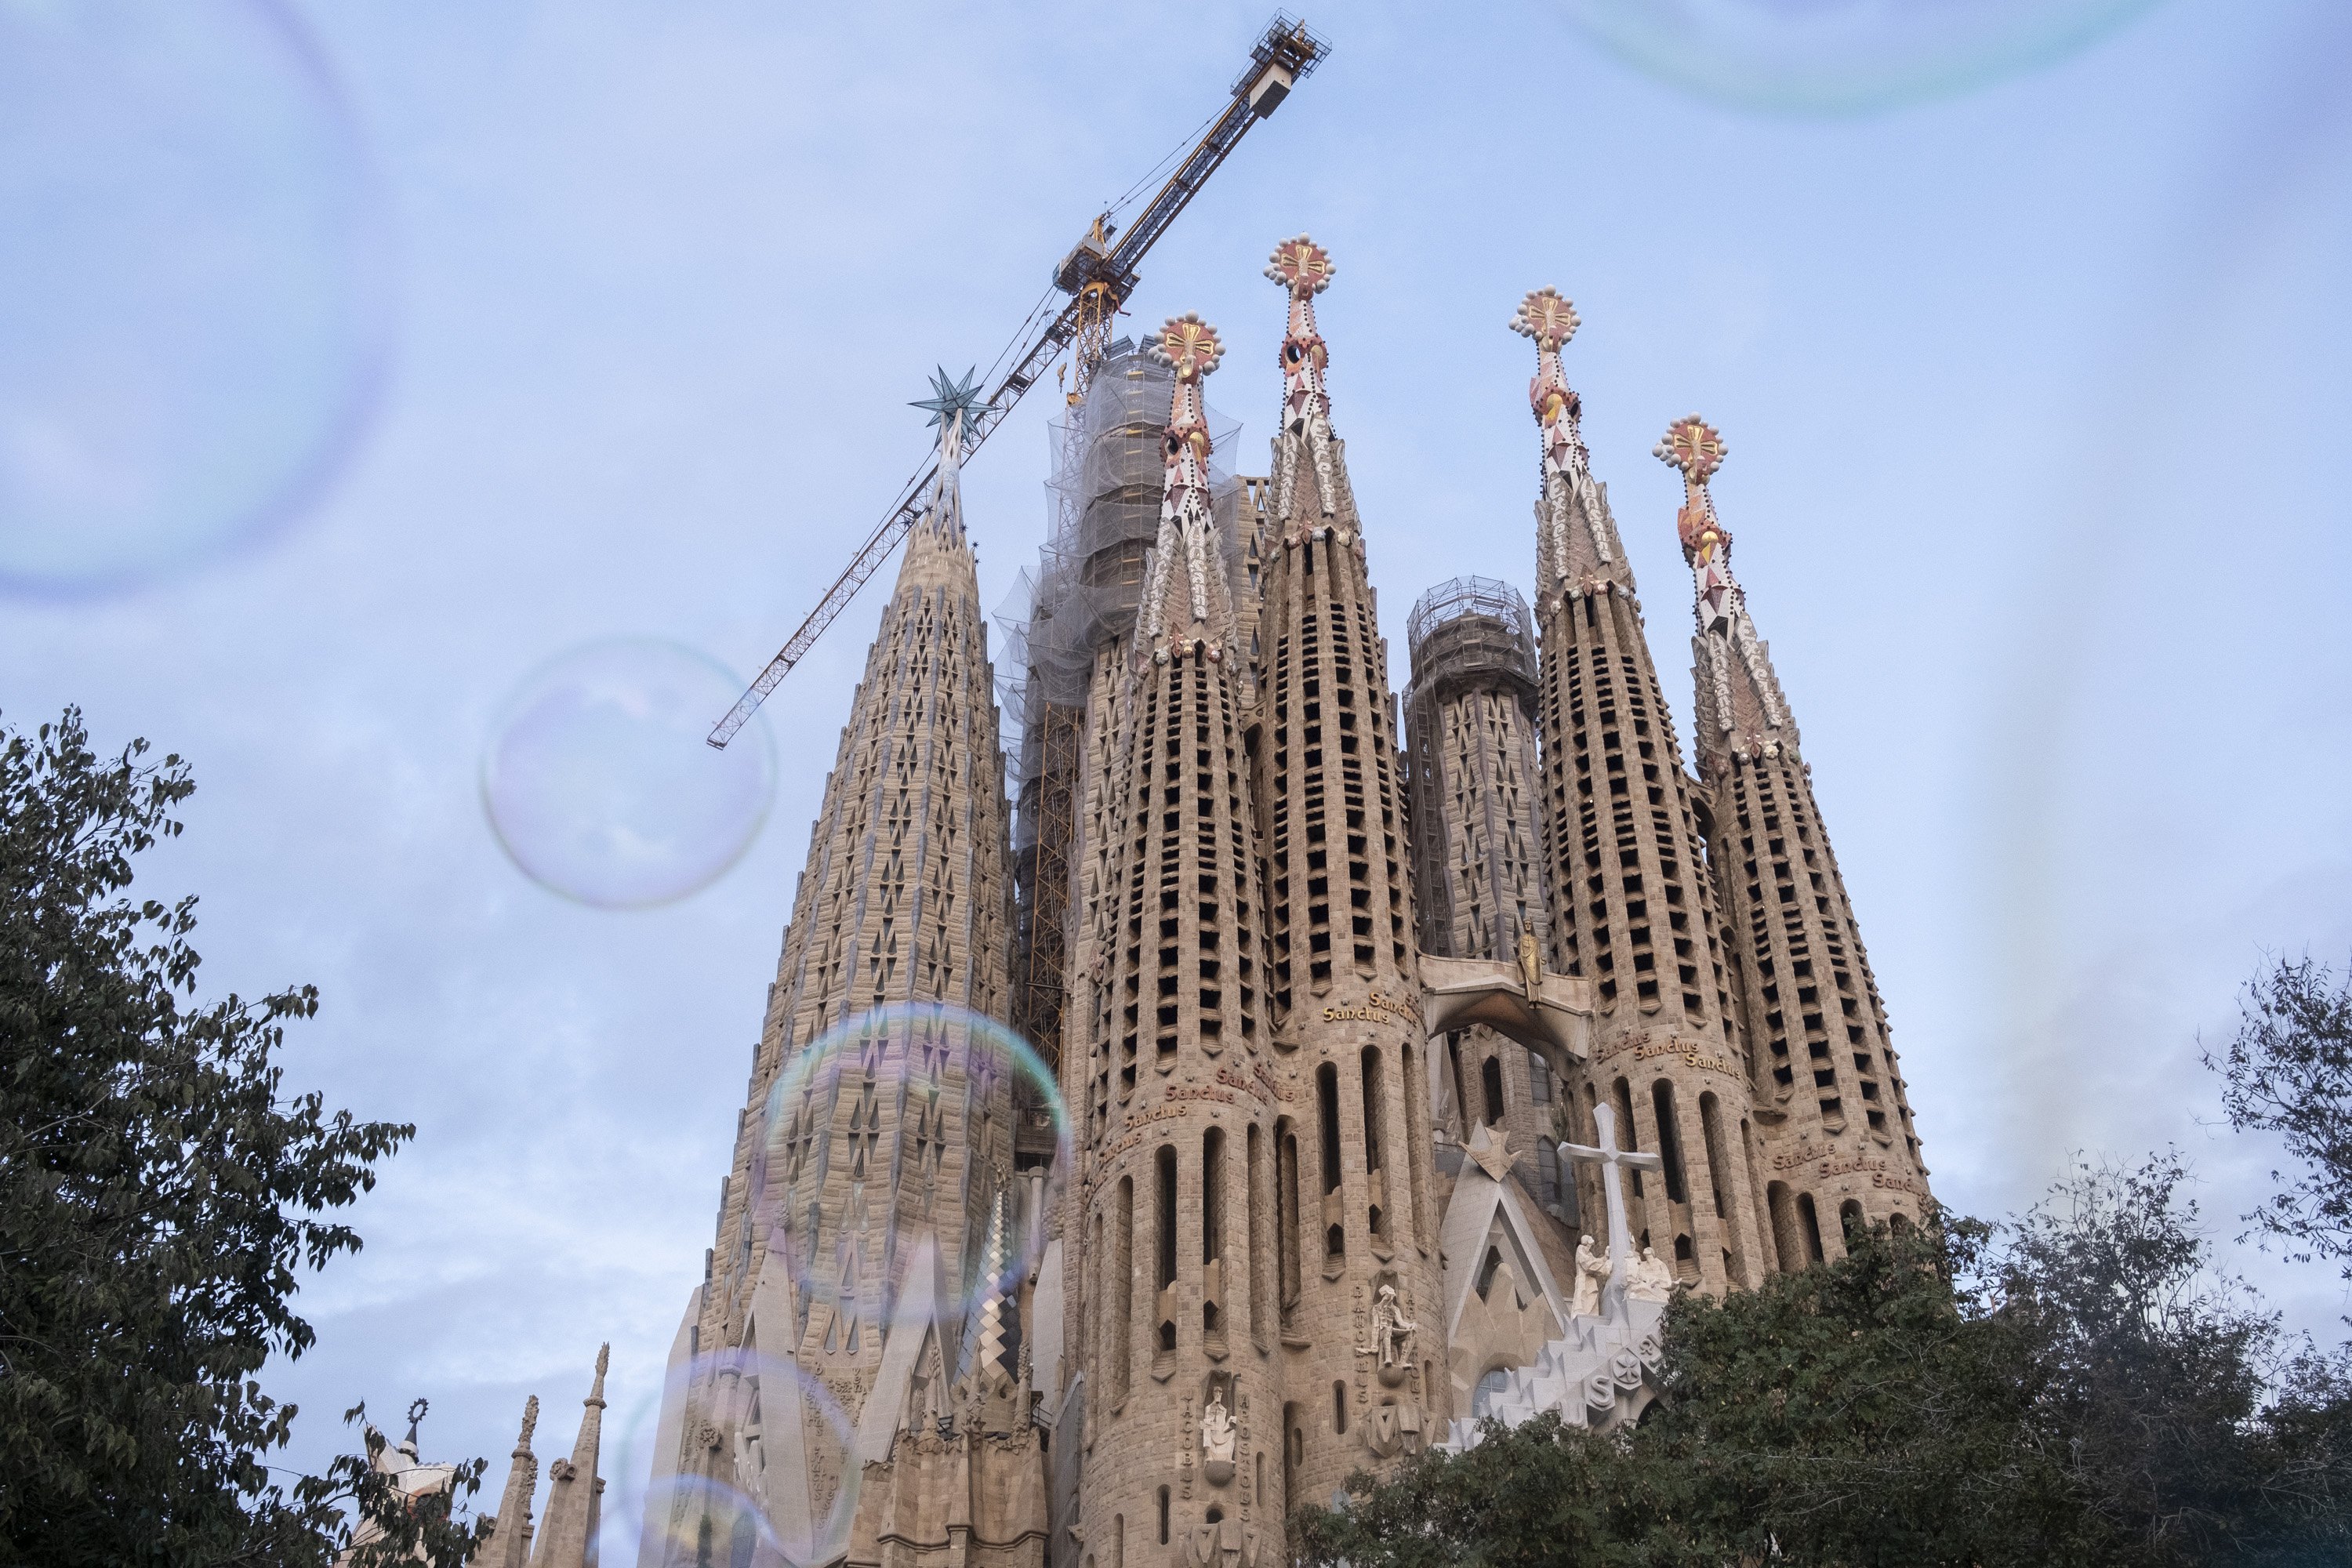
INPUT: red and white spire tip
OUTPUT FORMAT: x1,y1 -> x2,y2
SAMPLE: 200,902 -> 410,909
1142,314 -> 1227,646
1655,414 -> 1740,633
1266,236 -> 1341,528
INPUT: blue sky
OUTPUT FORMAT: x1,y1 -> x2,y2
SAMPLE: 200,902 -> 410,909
5,0 -> 2349,1548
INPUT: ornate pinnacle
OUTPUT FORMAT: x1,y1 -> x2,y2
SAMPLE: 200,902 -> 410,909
1149,312 -> 1225,381
1265,234 -> 1335,297
910,365 -> 992,446
1654,415 -> 1731,564
1655,414 -> 1727,485
1510,287 -> 1579,350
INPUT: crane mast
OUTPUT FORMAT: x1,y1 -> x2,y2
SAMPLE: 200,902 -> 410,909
709,13 -> 1327,747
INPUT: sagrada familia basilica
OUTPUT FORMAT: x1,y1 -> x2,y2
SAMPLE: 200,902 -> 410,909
446,237 -> 1935,1568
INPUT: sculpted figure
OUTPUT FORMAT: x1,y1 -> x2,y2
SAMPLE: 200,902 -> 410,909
1361,1283 -> 1417,1367
1627,1245 -> 1677,1303
1201,1390 -> 1236,1463
1570,1234 -> 1610,1318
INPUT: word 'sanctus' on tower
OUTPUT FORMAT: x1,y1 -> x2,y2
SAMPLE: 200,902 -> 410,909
1513,289 -> 1773,1297
1253,236 -> 1445,1511
1660,416 -> 1932,1264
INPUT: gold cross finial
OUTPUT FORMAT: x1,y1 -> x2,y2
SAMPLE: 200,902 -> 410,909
1510,287 -> 1580,350
1265,234 -> 1335,296
1150,313 -> 1225,380
1655,414 -> 1727,484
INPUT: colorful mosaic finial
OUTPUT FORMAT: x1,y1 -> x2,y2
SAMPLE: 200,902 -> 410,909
1140,314 -> 1227,642
1514,287 -> 1604,582
1150,312 -> 1225,381
1510,286 -> 1579,350
1655,414 -> 1730,566
1656,414 -> 1783,738
1266,234 -> 1340,526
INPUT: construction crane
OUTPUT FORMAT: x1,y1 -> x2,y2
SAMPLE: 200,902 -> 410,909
708,13 -> 1328,747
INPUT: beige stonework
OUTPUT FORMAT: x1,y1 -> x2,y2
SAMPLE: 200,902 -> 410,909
627,267 -> 1939,1564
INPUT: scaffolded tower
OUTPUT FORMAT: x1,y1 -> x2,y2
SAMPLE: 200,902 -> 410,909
1004,343 -> 1247,1088
1660,417 -> 1931,1262
1512,290 -> 1771,1295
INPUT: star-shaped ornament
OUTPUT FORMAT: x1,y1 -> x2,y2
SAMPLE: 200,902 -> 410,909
1465,1121 -> 1516,1183
910,365 -> 993,433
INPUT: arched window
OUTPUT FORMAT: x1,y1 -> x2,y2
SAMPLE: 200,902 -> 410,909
1480,1055 -> 1506,1126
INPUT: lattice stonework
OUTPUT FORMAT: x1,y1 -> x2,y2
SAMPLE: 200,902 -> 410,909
1511,297 -> 1770,1301
1661,418 -> 1933,1265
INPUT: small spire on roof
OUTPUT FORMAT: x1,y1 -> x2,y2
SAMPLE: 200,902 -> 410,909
1266,234 -> 1339,525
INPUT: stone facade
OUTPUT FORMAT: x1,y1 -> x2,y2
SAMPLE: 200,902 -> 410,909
633,258 -> 1933,1566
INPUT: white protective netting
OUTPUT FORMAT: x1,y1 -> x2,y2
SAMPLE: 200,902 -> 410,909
998,339 -> 1248,848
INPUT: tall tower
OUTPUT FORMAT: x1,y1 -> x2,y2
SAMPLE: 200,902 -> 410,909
654,375 -> 1041,1567
1512,289 -> 1770,1294
1401,577 -> 1576,1229
1071,313 -> 1286,1568
1660,416 -> 1933,1265
1253,237 -> 1444,1509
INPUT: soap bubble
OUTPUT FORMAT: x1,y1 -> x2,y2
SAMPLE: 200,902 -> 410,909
482,637 -> 775,909
750,1003 -> 1070,1322
1559,0 -> 2165,115
611,1349 -> 862,1568
0,0 -> 390,593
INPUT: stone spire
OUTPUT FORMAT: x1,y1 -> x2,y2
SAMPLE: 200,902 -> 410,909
527,1348 -> 606,1568
1251,238 -> 1444,1512
1661,417 -> 1932,1258
1514,293 -> 1769,1296
1509,289 -> 1631,612
1073,310 -> 1284,1566
652,371 -> 1031,1566
478,1396 -> 540,1568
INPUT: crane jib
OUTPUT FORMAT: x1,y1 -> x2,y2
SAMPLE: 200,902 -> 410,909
707,13 -> 1327,749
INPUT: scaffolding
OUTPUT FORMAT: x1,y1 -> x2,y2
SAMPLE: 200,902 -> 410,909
1000,340 -> 1248,1086
1400,576 -> 1539,958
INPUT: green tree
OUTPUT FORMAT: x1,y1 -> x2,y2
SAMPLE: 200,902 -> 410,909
0,710 -> 485,1566
2209,955 -> 2352,1279
1296,1160 -> 2350,1568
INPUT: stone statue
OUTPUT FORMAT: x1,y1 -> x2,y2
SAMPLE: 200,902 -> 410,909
1626,1245 -> 1676,1303
1360,1283 -> 1417,1367
1570,1234 -> 1610,1318
1516,928 -> 1542,996
1201,1390 -> 1236,1463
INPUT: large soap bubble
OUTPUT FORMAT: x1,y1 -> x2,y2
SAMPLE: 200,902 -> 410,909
0,0 -> 390,593
483,637 -> 775,909
608,1348 -> 862,1568
750,1003 -> 1071,1323
1559,0 -> 2165,115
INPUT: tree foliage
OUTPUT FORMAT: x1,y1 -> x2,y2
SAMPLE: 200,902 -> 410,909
1296,1160 -> 2350,1568
2210,955 -> 2352,1278
0,710 -> 483,1566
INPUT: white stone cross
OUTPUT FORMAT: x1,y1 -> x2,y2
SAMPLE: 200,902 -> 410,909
1559,1102 -> 1662,1322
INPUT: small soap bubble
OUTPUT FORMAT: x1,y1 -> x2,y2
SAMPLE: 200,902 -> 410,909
751,1003 -> 1070,1322
1559,0 -> 2163,115
482,638 -> 775,909
0,0 -> 390,593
